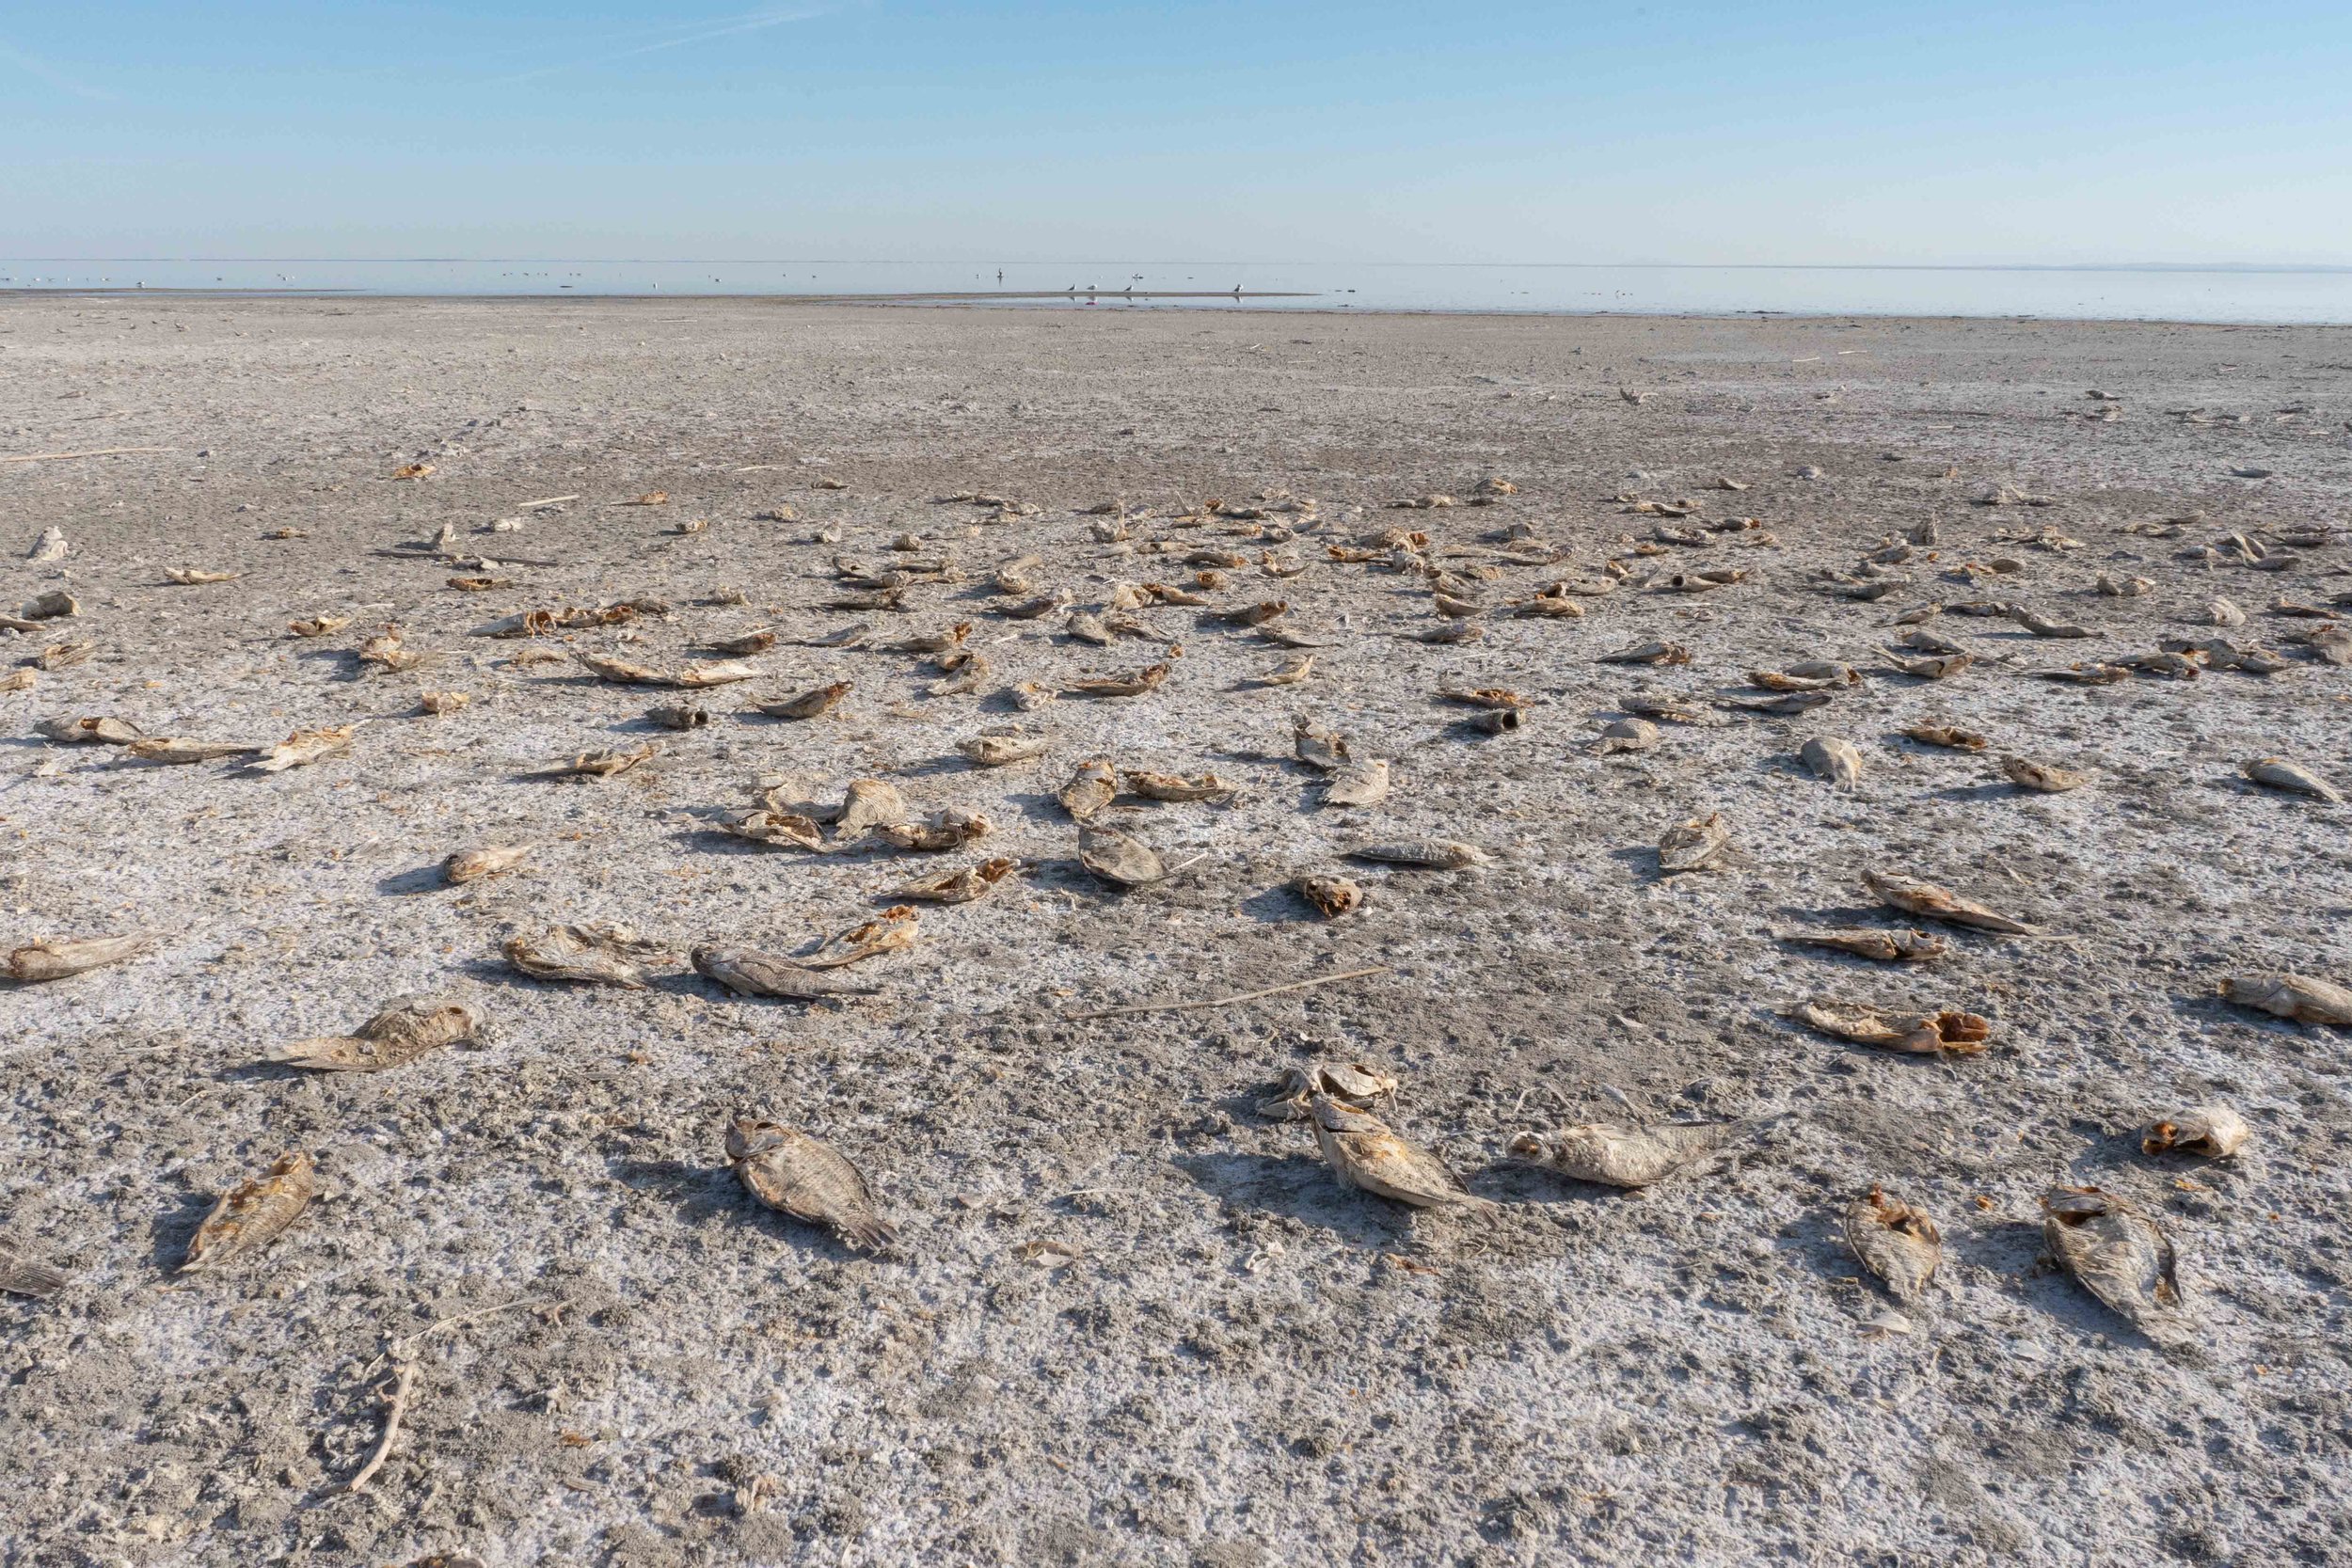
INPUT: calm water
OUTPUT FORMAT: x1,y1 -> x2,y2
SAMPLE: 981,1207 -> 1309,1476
7,258 -> 2352,324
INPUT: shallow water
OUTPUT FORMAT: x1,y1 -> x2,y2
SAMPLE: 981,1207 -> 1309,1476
6,257 -> 2352,323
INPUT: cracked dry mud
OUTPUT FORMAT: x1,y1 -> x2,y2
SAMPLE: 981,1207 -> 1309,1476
2,296 -> 2350,1566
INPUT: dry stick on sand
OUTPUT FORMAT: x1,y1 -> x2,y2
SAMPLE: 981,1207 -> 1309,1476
1,446 -> 177,464
1065,964 -> 1391,1022
345,1358 -> 415,1495
515,494 -> 579,509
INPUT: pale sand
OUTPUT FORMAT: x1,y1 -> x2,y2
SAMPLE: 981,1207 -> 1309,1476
2,296 -> 2349,1566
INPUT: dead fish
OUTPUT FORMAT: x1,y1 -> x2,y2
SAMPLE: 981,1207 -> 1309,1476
1216,599 -> 1289,626
36,715 -> 144,746
1794,999 -> 1991,1055
1776,927 -> 1949,963
182,1152 -> 316,1274
1058,757 -> 1119,821
1348,838 -> 1486,869
692,945 -> 880,1000
0,1246 -> 68,1299
803,907 -> 919,968
2026,661 -> 2130,685
1865,869 -> 2039,935
1902,724 -> 1988,752
559,742 -> 657,779
1622,694 -> 1710,724
2222,974 -> 2352,1027
1658,813 -> 1733,874
418,690 -> 469,716
288,614 -> 354,638
1067,660 -> 1173,698
959,732 -> 1050,767
267,993 -> 483,1072
926,655 -> 992,697
2142,1104 -> 2249,1160
1406,619 -> 1484,644
648,704 -> 709,730
1845,1188 -> 1942,1305
805,622 -> 871,648
710,628 -> 776,657
251,726 -> 357,773
1508,1118 -> 1749,1188
2010,607 -> 2092,638
725,809 -> 829,851
1749,668 -> 1848,692
1078,825 -> 1170,886
578,653 -> 763,689
1440,687 -> 1532,710
1310,1096 -> 1492,1210
891,857 -> 1018,904
2002,756 -> 2091,793
36,639 -> 94,672
1294,719 -> 1351,770
1514,591 -> 1587,618
443,844 -> 530,884
122,736 -> 261,765
8,932 -> 154,984
1592,717 -> 1661,754
2042,1185 -> 2190,1342
1598,640 -> 1692,666
1722,691 -> 1835,717
1801,736 -> 1865,789
757,682 -> 851,721
2096,575 -> 2154,597
1894,627 -> 1967,656
874,809 -> 992,851
1124,770 -> 1238,802
1294,873 -> 1363,918
2242,757 -> 2342,803
357,627 -> 422,672
164,567 -> 240,585
726,1117 -> 896,1252
1253,653 -> 1315,686
887,624 -> 971,656
503,924 -> 664,990
1260,1061 -> 1395,1118
834,779 -> 912,838
1889,651 -> 1972,679
1256,622 -> 1330,649
1322,759 -> 1391,809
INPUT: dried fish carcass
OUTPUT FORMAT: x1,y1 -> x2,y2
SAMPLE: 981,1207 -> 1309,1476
8,932 -> 155,984
503,924 -> 665,990
1309,1096 -> 1491,1210
182,1152 -> 316,1273
1844,1188 -> 1942,1304
2222,974 -> 2352,1027
726,1117 -> 896,1252
268,994 -> 483,1071
2042,1185 -> 2192,1343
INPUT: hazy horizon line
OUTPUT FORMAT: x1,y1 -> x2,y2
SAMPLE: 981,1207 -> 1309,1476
7,256 -> 2352,276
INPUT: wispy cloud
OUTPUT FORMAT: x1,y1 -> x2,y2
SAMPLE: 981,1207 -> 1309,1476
480,5 -> 837,87
0,37 -> 117,102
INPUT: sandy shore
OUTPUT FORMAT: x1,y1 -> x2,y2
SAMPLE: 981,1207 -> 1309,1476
3,296 -> 2349,1566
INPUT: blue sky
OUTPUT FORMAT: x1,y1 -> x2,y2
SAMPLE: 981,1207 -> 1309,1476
3,1 -> 2349,264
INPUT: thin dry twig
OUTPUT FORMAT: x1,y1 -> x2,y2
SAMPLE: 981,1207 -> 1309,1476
386,1294 -> 564,1359
1064,964 -> 1391,1022
1,446 -> 177,464
345,1358 -> 414,1495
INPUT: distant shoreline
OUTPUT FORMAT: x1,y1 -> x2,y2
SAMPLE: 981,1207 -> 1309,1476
6,287 -> 2350,329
